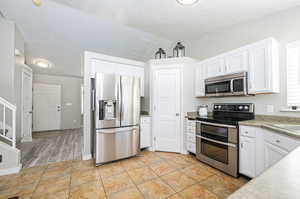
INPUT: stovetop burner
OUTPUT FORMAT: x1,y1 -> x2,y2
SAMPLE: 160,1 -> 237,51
196,103 -> 255,126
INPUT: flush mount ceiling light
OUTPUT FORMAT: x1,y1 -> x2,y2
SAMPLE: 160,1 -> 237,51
176,0 -> 199,5
33,58 -> 53,68
32,0 -> 41,7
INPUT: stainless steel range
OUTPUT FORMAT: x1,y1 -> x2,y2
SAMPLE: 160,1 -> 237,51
196,103 -> 254,177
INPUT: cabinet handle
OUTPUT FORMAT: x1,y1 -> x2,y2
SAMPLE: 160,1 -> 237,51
245,131 -> 248,134
241,143 -> 243,148
276,140 -> 280,143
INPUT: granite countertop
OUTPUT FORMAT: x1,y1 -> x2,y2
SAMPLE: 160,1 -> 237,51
228,145 -> 300,199
140,111 -> 151,117
239,115 -> 300,139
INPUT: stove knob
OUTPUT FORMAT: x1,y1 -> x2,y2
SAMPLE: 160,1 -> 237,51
214,105 -> 218,109
218,105 -> 222,109
244,106 -> 249,110
238,106 -> 244,110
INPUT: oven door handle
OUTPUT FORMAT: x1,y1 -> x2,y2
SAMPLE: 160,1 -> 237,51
230,79 -> 234,93
196,135 -> 236,148
196,121 -> 237,129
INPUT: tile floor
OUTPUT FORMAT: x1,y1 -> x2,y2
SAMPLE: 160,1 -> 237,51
18,129 -> 83,168
0,151 -> 249,199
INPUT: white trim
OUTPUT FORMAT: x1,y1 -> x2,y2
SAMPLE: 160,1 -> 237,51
82,153 -> 92,160
0,164 -> 22,176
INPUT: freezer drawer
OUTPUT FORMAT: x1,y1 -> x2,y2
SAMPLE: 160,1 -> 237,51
95,126 -> 140,165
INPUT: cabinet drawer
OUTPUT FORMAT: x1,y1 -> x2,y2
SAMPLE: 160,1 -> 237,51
240,126 -> 256,138
187,133 -> 196,143
186,142 -> 196,153
264,130 -> 300,152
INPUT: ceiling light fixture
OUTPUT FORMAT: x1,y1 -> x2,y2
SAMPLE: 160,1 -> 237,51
32,0 -> 41,7
33,58 -> 53,68
176,0 -> 199,5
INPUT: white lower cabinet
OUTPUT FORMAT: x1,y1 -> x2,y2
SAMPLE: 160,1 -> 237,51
140,116 -> 151,149
239,125 -> 300,178
185,120 -> 196,154
264,141 -> 288,170
239,136 -> 256,178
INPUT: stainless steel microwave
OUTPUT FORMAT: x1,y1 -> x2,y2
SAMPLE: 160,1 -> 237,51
205,72 -> 248,97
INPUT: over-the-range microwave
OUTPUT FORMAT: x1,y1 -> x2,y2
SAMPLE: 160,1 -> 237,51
205,72 -> 248,97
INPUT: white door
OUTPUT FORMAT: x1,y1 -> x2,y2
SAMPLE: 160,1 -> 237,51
224,50 -> 249,74
239,136 -> 256,178
264,141 -> 288,169
21,70 -> 33,142
33,83 -> 62,132
153,68 -> 181,152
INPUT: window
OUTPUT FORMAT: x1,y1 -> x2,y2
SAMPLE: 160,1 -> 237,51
286,41 -> 300,107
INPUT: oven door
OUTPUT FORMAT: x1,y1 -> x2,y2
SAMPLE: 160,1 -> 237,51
205,80 -> 231,96
196,122 -> 238,177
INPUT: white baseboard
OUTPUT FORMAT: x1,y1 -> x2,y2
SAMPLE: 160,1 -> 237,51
0,164 -> 22,176
21,137 -> 32,143
82,153 -> 92,160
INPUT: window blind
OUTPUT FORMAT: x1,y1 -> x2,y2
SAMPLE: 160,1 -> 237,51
287,41 -> 300,106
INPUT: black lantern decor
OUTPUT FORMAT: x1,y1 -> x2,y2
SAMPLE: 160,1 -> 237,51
173,42 -> 185,57
155,48 -> 166,59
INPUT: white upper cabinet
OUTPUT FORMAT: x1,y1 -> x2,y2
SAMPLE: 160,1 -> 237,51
205,57 -> 224,78
248,38 -> 279,94
194,38 -> 280,97
223,49 -> 249,74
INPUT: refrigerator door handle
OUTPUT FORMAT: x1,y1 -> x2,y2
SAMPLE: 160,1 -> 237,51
91,89 -> 95,111
97,127 -> 138,134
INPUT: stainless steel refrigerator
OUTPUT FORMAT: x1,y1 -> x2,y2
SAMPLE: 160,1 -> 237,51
92,73 -> 140,165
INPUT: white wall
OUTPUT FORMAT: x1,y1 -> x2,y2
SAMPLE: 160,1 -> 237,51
33,74 -> 83,130
189,6 -> 300,117
0,16 -> 15,103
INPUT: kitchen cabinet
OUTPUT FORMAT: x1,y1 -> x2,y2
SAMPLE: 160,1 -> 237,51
248,38 -> 279,94
185,119 -> 196,154
239,125 -> 300,178
240,136 -> 256,178
194,38 -> 279,97
264,141 -> 288,170
91,59 -> 145,96
140,116 -> 151,149
223,49 -> 248,74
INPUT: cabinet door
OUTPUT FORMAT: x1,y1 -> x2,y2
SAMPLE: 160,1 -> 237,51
264,141 -> 289,170
140,120 -> 151,149
205,57 -> 224,78
195,63 -> 206,97
248,41 -> 271,94
239,136 -> 256,178
224,50 -> 248,74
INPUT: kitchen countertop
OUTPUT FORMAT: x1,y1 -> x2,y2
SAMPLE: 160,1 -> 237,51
239,115 -> 300,139
228,145 -> 300,199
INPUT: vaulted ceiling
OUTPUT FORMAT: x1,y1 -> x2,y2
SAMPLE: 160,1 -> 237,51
1,0 -> 300,77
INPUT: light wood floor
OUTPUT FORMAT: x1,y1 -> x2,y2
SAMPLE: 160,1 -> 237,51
18,128 -> 83,168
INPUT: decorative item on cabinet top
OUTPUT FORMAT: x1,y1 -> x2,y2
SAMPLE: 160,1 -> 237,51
173,42 -> 186,57
155,48 -> 167,59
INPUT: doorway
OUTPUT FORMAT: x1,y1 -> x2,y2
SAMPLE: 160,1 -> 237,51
153,67 -> 181,153
21,68 -> 33,142
33,83 -> 62,132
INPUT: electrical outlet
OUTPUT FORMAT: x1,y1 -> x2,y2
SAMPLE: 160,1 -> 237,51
267,105 -> 274,113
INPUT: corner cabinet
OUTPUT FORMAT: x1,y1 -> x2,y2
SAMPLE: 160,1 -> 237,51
194,38 -> 280,97
239,125 -> 300,178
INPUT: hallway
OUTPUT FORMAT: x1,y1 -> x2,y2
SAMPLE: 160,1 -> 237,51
18,129 -> 83,168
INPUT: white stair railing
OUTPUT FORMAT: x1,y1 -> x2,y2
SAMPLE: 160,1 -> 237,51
0,97 -> 16,148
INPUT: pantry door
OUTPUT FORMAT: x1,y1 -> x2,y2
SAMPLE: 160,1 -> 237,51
153,67 -> 181,153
